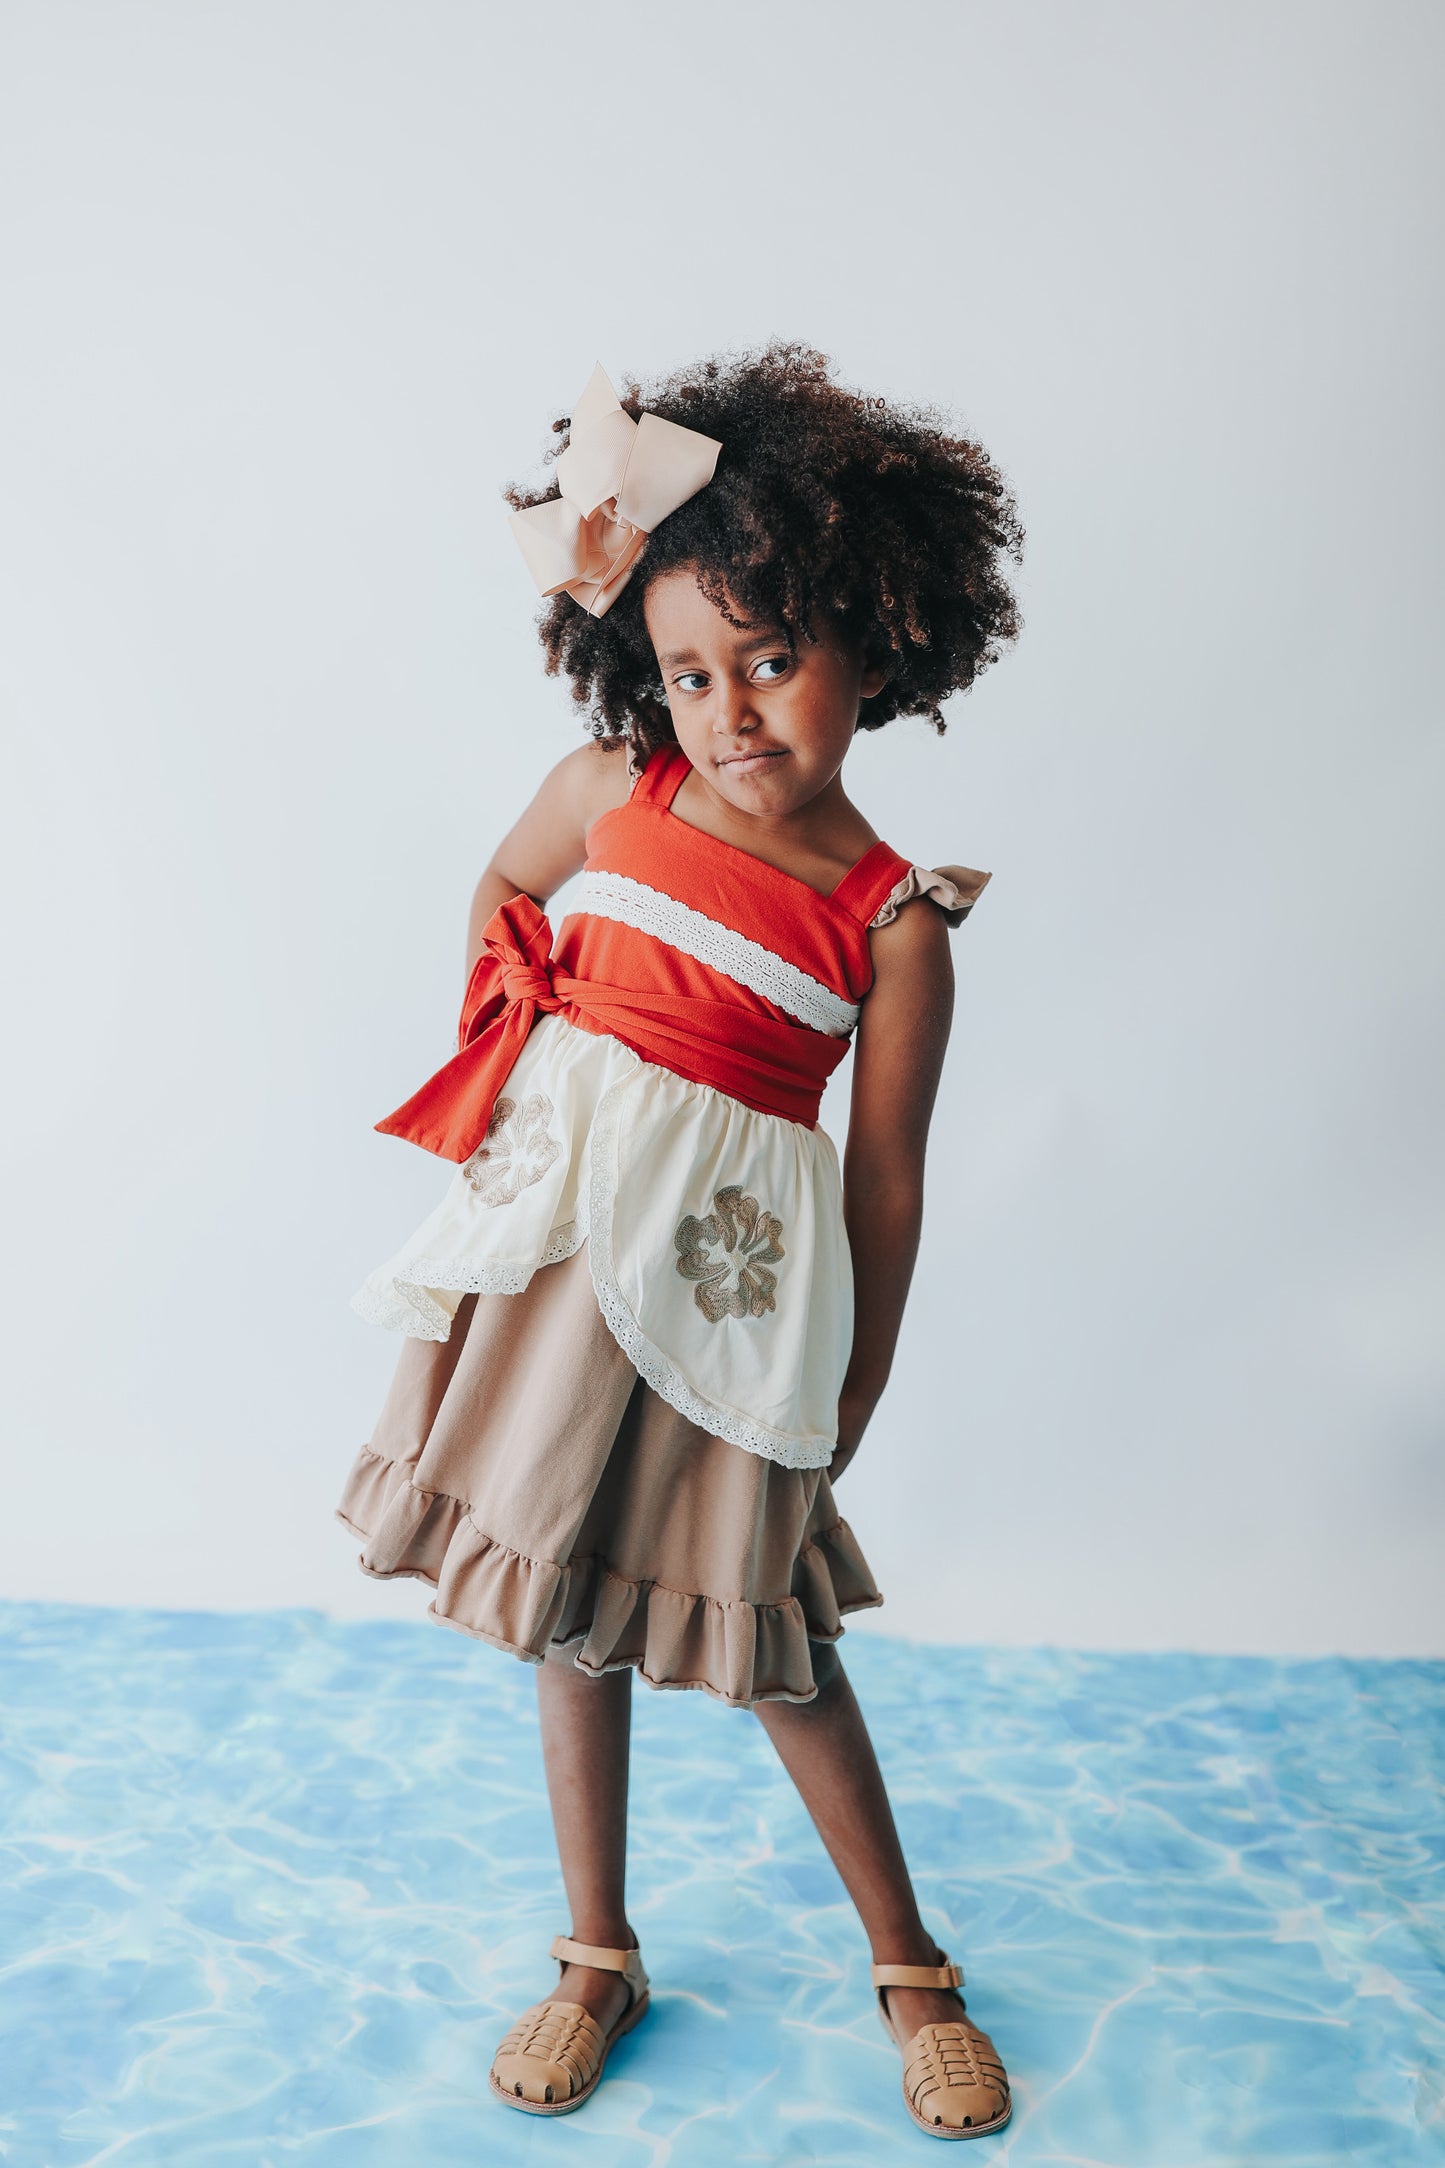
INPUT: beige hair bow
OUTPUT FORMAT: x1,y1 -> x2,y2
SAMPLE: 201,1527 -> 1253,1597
508,363 -> 722,618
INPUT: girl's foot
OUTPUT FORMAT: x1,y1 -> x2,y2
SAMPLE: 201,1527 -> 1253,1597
873,1946 -> 1011,2139
871,1934 -> 970,2040
552,1957 -> 632,2035
879,1979 -> 973,2042
489,1932 -> 650,2116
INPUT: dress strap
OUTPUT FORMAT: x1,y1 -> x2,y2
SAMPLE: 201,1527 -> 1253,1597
830,840 -> 916,924
629,740 -> 690,807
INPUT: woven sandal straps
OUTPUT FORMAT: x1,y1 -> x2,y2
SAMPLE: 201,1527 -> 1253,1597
550,1934 -> 650,2002
870,1954 -> 964,1991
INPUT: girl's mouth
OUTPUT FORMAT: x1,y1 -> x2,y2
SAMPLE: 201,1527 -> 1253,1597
719,748 -> 787,773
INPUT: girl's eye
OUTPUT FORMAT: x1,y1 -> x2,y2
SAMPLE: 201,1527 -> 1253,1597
753,655 -> 790,681
674,672 -> 708,694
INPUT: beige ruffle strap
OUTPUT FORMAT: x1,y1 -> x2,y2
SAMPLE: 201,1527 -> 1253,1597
867,863 -> 992,930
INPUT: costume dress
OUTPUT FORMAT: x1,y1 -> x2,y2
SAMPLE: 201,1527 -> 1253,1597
335,741 -> 990,1705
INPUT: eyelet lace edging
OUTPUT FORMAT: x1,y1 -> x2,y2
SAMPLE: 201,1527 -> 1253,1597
349,1217 -> 589,1338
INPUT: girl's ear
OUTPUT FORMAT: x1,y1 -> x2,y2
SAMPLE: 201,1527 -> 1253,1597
859,655 -> 893,701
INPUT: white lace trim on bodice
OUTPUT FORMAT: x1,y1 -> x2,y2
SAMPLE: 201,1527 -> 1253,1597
575,870 -> 860,1037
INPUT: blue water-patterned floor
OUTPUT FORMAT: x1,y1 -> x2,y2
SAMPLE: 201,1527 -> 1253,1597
1,1603 -> 1442,2166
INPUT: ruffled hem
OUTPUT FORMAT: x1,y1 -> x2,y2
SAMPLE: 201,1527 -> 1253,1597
334,1443 -> 884,1708
868,862 -> 992,930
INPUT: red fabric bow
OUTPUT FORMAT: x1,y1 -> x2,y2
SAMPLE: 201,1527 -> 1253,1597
374,894 -> 576,1163
374,891 -> 855,1159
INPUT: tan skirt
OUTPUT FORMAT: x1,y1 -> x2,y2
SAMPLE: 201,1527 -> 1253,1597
334,1235 -> 883,1706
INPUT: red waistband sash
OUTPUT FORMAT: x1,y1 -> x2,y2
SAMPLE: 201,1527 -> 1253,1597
373,894 -> 848,1161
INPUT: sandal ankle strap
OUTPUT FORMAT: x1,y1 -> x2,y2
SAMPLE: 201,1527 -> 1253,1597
871,1952 -> 964,1992
550,1933 -> 649,2001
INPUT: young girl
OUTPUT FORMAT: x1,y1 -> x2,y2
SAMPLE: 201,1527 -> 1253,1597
335,342 -> 1023,2139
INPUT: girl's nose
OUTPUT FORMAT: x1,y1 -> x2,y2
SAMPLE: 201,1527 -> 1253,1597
712,675 -> 760,734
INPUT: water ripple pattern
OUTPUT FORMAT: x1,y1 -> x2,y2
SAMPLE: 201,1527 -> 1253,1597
1,1601 -> 1442,2165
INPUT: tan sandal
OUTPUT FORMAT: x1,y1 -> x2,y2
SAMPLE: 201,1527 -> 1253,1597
488,1932 -> 651,2115
872,1947 -> 1011,2139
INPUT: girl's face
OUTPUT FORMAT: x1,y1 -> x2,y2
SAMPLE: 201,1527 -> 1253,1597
642,566 -> 887,817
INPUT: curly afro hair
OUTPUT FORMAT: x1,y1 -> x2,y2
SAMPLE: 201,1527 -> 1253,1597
504,340 -> 1024,768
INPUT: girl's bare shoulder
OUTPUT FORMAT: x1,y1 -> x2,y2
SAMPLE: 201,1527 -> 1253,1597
571,736 -> 635,844
523,736 -> 633,848
483,738 -> 633,903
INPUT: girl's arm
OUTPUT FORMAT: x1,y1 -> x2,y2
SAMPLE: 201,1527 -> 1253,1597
830,899 -> 956,1480
463,741 -> 632,985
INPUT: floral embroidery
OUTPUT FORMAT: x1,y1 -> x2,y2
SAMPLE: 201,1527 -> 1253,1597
463,1091 -> 562,1207
673,1183 -> 786,1322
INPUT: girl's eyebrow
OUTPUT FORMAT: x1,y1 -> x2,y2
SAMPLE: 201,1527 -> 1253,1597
658,631 -> 785,669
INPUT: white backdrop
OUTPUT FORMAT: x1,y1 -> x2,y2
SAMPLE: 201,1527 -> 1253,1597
2,1 -> 1440,1655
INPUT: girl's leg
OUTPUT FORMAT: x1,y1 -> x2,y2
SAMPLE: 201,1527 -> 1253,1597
751,1641 -> 967,2042
534,1645 -> 636,2033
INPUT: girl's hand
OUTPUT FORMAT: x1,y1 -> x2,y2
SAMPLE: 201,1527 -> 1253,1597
826,1391 -> 875,1484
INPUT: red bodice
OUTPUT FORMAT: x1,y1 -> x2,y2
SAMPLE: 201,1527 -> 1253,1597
374,742 -> 917,1162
